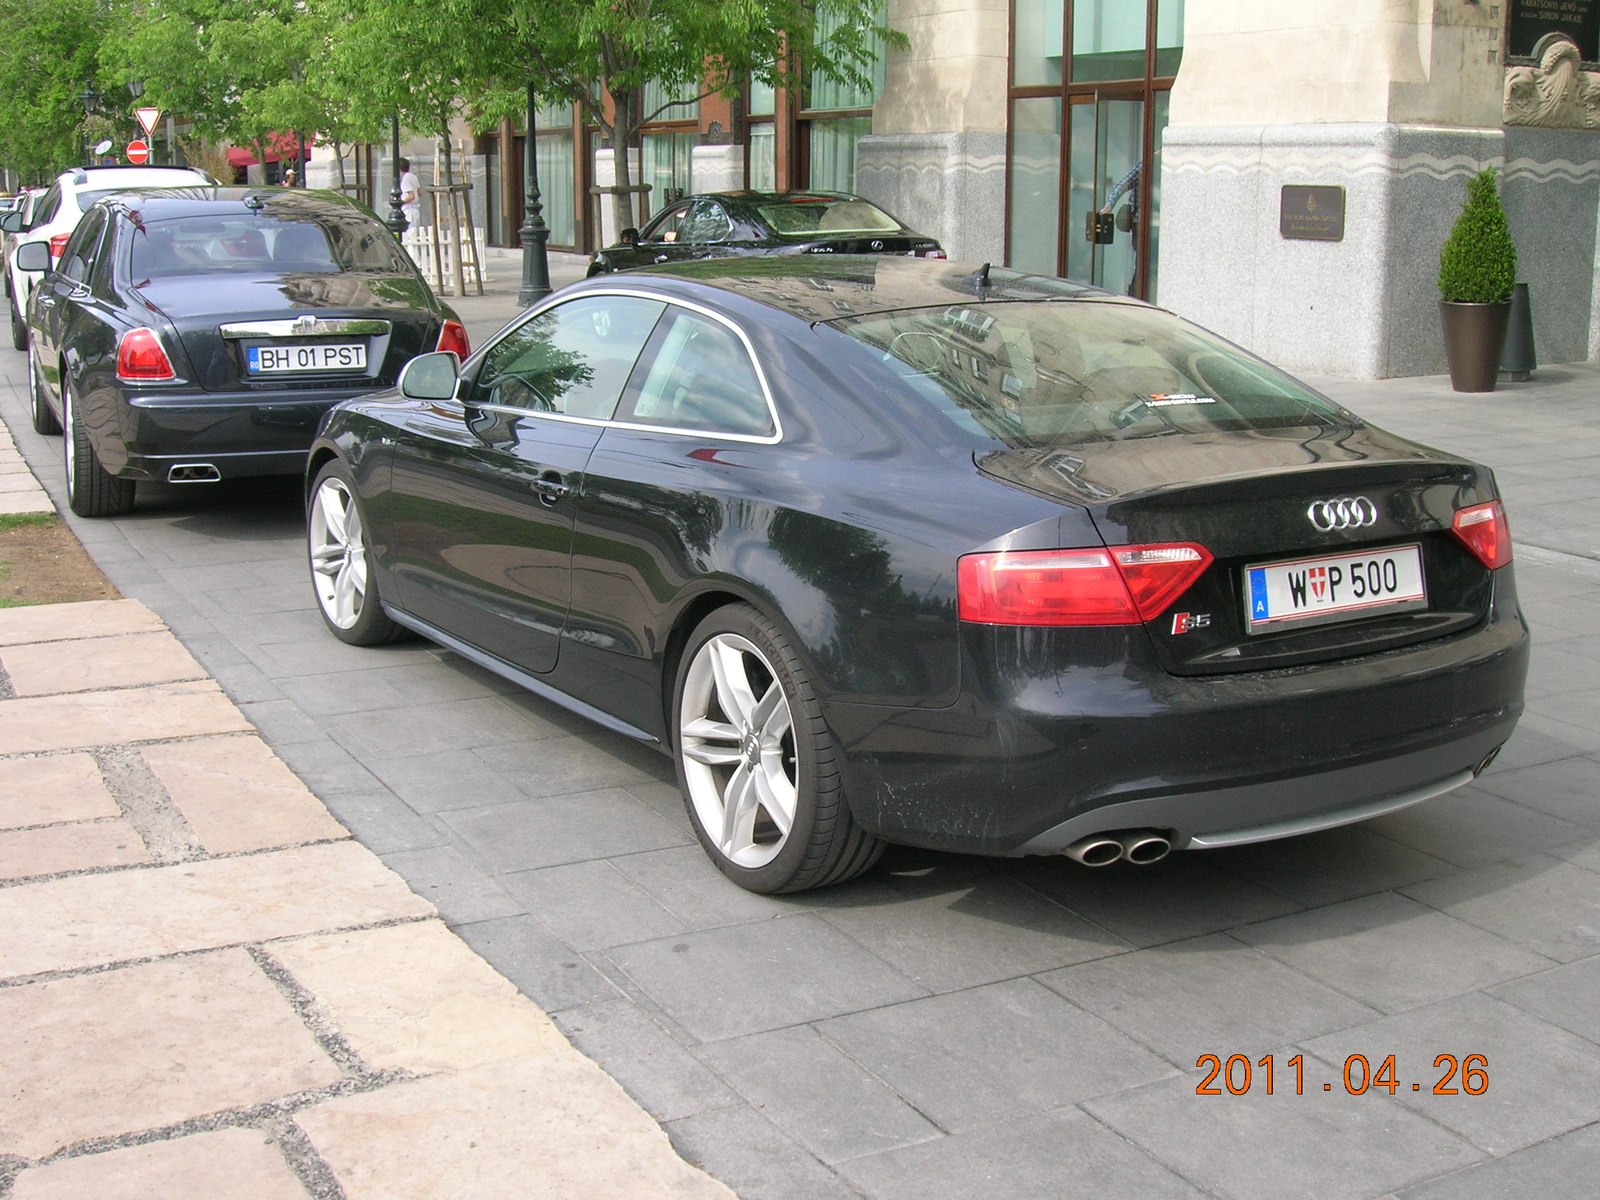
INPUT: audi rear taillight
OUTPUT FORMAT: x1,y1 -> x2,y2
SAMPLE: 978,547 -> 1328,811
47,233 -> 69,260
116,327 -> 176,382
436,320 -> 469,357
1451,500 -> 1511,570
958,543 -> 1213,626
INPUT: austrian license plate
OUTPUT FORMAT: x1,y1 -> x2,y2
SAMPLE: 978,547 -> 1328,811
247,343 -> 367,374
1245,544 -> 1426,634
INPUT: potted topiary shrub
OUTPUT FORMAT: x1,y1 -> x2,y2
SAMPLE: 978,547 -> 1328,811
1438,168 -> 1517,392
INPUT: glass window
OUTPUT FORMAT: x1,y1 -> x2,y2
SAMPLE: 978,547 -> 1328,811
129,212 -> 407,278
748,124 -> 776,191
832,302 -> 1343,449
808,116 -> 872,192
682,200 -> 733,243
32,185 -> 60,225
643,77 -> 700,122
757,195 -> 899,236
807,5 -> 887,111
622,309 -> 773,436
748,74 -> 776,118
473,296 -> 666,418
1007,97 -> 1061,276
536,129 -> 575,247
1013,0 -> 1065,86
1148,90 -> 1170,303
641,130 -> 696,218
641,202 -> 691,243
1156,0 -> 1185,76
60,210 -> 104,282
1071,0 -> 1147,82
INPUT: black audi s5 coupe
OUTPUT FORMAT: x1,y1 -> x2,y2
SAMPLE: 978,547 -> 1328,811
304,258 -> 1528,893
19,188 -> 467,517
587,191 -> 943,276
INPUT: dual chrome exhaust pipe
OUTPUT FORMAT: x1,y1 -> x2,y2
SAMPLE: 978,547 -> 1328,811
167,463 -> 221,483
1062,829 -> 1173,867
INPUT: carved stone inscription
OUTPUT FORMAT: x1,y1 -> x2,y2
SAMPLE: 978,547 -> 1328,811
1509,0 -> 1599,62
1279,186 -> 1345,242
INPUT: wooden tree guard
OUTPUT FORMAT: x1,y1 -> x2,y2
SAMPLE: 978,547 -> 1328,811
422,183 -> 485,297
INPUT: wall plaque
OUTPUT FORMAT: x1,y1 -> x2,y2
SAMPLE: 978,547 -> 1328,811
1509,0 -> 1599,64
1279,186 -> 1345,242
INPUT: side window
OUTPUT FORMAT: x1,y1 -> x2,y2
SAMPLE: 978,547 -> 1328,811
682,200 -> 732,244
60,210 -> 105,283
471,295 -> 665,419
32,185 -> 60,226
641,203 -> 690,244
620,308 -> 773,437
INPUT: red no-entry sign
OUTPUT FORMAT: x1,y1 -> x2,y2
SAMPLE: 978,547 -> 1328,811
126,140 -> 150,165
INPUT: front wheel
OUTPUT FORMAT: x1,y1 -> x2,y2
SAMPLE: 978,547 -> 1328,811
307,460 -> 407,645
63,384 -> 134,517
28,345 -> 58,435
673,604 -> 883,893
10,289 -> 27,351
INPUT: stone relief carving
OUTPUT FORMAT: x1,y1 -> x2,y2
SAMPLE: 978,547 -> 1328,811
1504,36 -> 1600,130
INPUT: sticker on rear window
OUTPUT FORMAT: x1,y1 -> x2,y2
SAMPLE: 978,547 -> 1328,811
1145,393 -> 1216,407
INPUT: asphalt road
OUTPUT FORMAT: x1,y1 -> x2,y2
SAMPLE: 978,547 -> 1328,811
6,329 -> 1600,1200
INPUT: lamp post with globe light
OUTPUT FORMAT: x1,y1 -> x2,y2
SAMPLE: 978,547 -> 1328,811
517,83 -> 552,306
385,110 -> 407,237
77,82 -> 98,167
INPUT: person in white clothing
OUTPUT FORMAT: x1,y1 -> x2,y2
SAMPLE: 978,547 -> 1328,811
398,158 -> 422,230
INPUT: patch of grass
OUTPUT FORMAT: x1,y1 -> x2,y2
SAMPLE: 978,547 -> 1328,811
0,512 -> 58,531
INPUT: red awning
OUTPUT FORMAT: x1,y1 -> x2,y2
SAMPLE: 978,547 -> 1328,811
225,133 -> 318,168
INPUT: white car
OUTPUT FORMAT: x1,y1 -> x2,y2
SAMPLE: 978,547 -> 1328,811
3,165 -> 212,349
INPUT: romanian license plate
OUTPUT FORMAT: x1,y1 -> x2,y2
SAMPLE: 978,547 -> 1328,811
247,342 -> 366,374
1245,544 -> 1426,634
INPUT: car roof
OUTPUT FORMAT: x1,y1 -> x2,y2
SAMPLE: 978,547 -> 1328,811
615,256 -> 1128,324
91,187 -> 380,222
63,166 -> 214,191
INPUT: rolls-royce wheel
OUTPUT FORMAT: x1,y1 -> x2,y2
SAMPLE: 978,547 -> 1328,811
673,603 -> 883,893
307,459 -> 408,645
63,383 -> 133,517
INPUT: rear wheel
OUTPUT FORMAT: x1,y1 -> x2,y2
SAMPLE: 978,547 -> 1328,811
673,604 -> 883,893
27,345 -> 58,435
10,288 -> 27,351
307,460 -> 407,645
63,383 -> 134,517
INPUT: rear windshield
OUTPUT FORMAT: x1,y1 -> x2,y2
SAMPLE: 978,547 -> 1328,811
758,197 -> 900,237
129,212 -> 406,278
833,302 -> 1348,448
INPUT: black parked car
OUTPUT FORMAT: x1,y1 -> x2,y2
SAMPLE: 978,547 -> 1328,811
305,257 -> 1527,893
587,191 -> 944,276
19,187 -> 468,517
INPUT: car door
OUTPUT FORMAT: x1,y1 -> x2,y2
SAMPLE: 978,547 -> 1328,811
387,293 -> 666,674
33,207 -> 106,395
631,202 -> 693,268
676,200 -> 738,263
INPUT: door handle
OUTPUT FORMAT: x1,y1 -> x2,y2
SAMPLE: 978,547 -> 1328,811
653,254 -> 669,263
531,474 -> 569,505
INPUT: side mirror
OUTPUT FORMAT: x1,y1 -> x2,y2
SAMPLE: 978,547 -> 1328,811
398,351 -> 459,400
14,242 -> 50,273
620,227 -> 638,246
0,212 -> 24,234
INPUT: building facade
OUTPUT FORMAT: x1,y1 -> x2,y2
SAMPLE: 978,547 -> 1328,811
321,0 -> 1600,379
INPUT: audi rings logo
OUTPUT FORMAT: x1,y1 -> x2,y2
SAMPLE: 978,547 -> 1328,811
1306,497 -> 1380,531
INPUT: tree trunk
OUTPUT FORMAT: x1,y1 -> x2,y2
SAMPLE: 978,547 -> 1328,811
333,140 -> 347,189
608,85 -> 640,235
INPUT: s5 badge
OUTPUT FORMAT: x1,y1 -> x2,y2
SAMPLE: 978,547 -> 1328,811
1171,612 -> 1211,635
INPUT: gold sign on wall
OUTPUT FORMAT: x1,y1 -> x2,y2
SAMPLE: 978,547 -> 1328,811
1280,186 -> 1346,241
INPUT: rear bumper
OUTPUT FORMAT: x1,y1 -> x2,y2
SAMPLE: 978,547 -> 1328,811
108,390 -> 368,479
826,571 -> 1529,856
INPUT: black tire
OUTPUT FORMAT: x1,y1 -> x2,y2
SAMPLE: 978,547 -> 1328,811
10,289 -> 27,351
672,603 -> 884,893
63,383 -> 134,517
28,346 -> 59,435
306,459 -> 409,646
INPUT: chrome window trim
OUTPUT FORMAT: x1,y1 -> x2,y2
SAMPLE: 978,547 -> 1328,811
479,288 -> 784,445
221,318 -> 393,339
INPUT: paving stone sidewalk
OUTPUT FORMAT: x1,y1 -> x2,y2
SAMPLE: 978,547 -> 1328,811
0,598 -> 732,1199
0,419 -> 51,516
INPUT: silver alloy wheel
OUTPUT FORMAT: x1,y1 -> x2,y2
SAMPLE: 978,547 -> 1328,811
61,383 -> 75,503
308,476 -> 370,630
679,632 -> 798,868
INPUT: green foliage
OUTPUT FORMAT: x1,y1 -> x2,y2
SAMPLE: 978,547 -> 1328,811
1438,168 -> 1517,305
0,0 -> 106,180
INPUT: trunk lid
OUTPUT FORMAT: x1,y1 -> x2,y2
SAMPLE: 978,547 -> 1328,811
134,272 -> 439,393
977,424 -> 1498,674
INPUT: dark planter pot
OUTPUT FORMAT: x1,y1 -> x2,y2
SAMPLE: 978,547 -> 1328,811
1440,300 -> 1512,393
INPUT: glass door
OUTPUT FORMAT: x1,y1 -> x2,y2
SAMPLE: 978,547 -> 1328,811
1066,92 -> 1144,296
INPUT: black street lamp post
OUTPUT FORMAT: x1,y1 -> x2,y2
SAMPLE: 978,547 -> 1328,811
385,110 -> 407,237
517,83 -> 552,306
77,82 -> 98,168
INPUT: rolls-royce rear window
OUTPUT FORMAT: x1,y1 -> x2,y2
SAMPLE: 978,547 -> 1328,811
130,213 -> 406,278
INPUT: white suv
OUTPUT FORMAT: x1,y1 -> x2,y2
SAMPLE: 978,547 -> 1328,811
4,165 -> 213,349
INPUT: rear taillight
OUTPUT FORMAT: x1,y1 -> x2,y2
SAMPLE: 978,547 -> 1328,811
436,320 -> 469,357
958,543 -> 1212,626
1451,500 -> 1511,570
47,232 -> 69,259
923,248 -> 947,259
116,327 -> 176,381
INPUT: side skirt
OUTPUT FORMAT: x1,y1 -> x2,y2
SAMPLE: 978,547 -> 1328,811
382,603 -> 660,746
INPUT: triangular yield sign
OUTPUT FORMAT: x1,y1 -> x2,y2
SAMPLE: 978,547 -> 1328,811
135,107 -> 162,137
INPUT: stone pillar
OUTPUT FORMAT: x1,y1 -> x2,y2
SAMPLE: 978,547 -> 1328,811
1155,0 -> 1587,379
854,0 -> 1009,263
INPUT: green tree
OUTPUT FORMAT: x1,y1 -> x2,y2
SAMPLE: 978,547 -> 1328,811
1438,168 -> 1517,305
0,0 -> 108,180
